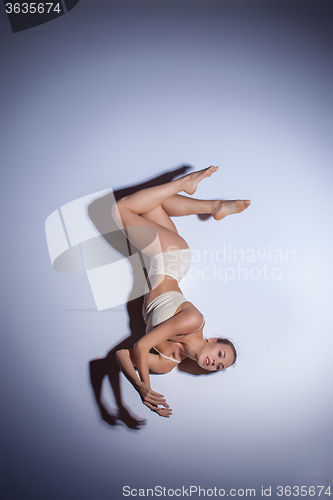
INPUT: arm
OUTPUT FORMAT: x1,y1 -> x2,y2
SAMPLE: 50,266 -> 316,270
116,349 -> 141,390
116,349 -> 171,417
134,306 -> 203,391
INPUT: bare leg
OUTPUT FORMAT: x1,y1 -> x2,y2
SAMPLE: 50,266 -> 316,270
162,194 -> 251,220
113,166 -> 219,255
119,166 -> 218,215
113,166 -> 250,254
162,194 -> 220,217
142,196 -> 221,234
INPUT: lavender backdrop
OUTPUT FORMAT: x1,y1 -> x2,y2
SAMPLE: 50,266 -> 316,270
1,1 -> 332,499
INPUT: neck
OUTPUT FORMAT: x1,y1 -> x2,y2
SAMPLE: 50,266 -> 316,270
180,335 -> 206,361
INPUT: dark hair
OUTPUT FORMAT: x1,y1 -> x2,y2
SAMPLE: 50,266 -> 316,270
216,338 -> 237,368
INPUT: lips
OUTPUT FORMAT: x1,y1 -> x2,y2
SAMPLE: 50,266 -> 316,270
206,357 -> 210,366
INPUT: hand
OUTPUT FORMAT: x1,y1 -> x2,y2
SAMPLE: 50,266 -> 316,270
136,382 -> 172,418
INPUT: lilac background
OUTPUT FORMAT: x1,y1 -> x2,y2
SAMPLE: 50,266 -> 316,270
1,1 -> 333,498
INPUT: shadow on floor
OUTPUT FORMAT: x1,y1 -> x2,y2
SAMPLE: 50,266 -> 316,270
88,164 -> 213,430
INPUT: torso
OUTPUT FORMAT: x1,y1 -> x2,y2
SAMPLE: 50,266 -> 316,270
146,274 -> 182,305
152,329 -> 204,366
147,274 -> 203,364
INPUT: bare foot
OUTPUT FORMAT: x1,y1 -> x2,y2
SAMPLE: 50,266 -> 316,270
212,200 -> 251,220
183,166 -> 219,195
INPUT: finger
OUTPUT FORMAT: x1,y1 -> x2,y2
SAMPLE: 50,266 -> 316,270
146,393 -> 168,406
158,408 -> 172,415
144,402 -> 172,417
160,401 -> 170,408
144,402 -> 162,413
151,390 -> 164,398
151,397 -> 169,408
157,408 -> 173,418
149,391 -> 166,403
153,395 -> 170,408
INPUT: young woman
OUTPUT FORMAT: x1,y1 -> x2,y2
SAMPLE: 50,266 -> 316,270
113,166 -> 250,418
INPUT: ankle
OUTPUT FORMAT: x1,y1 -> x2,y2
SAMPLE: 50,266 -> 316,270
210,200 -> 221,215
179,174 -> 191,193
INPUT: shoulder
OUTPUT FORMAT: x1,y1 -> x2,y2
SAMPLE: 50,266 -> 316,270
177,302 -> 204,331
136,301 -> 204,351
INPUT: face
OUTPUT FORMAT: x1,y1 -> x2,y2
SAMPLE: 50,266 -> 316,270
198,338 -> 235,371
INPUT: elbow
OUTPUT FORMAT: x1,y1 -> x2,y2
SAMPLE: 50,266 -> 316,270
133,339 -> 149,356
133,339 -> 144,352
116,349 -> 128,362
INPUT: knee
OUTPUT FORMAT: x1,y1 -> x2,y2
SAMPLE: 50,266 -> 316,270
112,200 -> 126,227
115,196 -> 131,210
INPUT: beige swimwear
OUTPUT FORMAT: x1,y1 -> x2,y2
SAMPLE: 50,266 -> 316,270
142,249 -> 204,363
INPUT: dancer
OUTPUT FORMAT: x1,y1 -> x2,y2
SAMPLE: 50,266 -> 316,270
113,166 -> 250,417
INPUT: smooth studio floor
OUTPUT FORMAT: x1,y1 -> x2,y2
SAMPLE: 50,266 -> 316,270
1,1 -> 333,499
